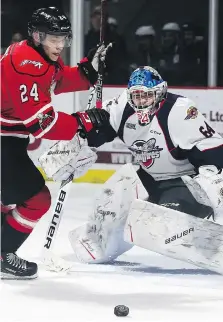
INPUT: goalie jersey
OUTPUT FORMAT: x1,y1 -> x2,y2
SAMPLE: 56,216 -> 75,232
88,90 -> 223,180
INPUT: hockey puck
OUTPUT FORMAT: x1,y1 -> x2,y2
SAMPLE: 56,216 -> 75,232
114,305 -> 129,317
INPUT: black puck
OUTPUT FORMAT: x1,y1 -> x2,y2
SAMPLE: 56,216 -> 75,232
114,305 -> 129,317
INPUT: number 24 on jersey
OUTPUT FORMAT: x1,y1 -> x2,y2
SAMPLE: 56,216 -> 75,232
20,83 -> 39,103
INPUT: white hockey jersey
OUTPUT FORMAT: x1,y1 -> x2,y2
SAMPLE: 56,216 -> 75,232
88,90 -> 223,181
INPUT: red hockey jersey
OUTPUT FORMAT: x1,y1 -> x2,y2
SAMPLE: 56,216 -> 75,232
1,41 -> 90,140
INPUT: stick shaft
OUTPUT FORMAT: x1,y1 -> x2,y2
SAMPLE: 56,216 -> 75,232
96,0 -> 107,109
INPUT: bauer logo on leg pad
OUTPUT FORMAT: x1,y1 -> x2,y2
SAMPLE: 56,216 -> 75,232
44,190 -> 66,249
165,228 -> 194,244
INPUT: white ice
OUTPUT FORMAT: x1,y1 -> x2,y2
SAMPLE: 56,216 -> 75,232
1,182 -> 223,322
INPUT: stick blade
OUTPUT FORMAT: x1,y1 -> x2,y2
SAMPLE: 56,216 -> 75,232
42,250 -> 74,273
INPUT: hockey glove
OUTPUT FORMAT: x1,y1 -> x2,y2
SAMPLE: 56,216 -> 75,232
73,108 -> 110,138
78,43 -> 113,85
182,165 -> 223,223
39,135 -> 97,182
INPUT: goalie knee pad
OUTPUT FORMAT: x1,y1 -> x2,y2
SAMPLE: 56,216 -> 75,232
6,185 -> 51,233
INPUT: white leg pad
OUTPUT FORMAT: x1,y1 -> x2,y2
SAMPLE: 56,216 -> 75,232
69,164 -> 148,263
124,199 -> 223,274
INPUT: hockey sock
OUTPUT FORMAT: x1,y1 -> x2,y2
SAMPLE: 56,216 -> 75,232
1,185 -> 51,253
1,221 -> 29,253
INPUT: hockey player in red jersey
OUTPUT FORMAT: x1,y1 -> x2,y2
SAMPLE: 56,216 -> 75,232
0,7 -> 111,279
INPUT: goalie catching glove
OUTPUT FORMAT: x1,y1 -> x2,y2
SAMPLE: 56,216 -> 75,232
39,135 -> 97,182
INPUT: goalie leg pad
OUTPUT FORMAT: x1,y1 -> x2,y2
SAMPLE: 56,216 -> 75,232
69,164 -> 148,263
69,218 -> 132,264
124,199 -> 223,275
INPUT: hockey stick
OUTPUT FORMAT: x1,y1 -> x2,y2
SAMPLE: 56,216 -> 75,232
42,174 -> 75,272
41,1 -> 107,272
96,0 -> 107,109
87,0 -> 107,110
41,91 -> 95,271
86,87 -> 96,110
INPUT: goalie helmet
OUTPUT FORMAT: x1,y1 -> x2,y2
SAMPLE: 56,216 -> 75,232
127,66 -> 167,126
28,7 -> 72,47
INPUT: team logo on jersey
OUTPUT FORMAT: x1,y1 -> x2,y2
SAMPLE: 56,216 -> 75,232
129,138 -> 163,168
20,60 -> 43,69
105,96 -> 119,108
37,113 -> 54,130
184,106 -> 198,120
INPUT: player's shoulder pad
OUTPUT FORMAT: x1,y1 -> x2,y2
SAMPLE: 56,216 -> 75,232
102,89 -> 129,132
169,96 -> 199,122
103,89 -> 128,114
10,41 -> 49,76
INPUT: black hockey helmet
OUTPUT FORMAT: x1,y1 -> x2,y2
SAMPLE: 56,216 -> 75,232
28,7 -> 72,46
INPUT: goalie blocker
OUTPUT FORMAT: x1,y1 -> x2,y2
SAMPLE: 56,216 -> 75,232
39,135 -> 97,182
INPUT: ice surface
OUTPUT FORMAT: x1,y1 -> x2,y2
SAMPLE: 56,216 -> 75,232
1,183 -> 223,322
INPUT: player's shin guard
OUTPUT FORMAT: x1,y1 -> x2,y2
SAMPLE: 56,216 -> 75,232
1,185 -> 51,252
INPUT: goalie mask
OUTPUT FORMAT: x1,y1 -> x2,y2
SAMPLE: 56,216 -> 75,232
127,66 -> 167,126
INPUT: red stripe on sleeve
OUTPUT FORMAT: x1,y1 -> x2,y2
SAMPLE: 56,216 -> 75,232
42,112 -> 79,140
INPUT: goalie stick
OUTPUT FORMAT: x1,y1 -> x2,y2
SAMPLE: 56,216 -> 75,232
41,0 -> 107,272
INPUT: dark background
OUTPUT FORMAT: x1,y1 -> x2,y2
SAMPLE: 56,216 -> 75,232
1,0 -> 223,86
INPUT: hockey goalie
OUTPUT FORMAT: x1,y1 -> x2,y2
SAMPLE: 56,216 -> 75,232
42,66 -> 223,274
66,66 -> 223,273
